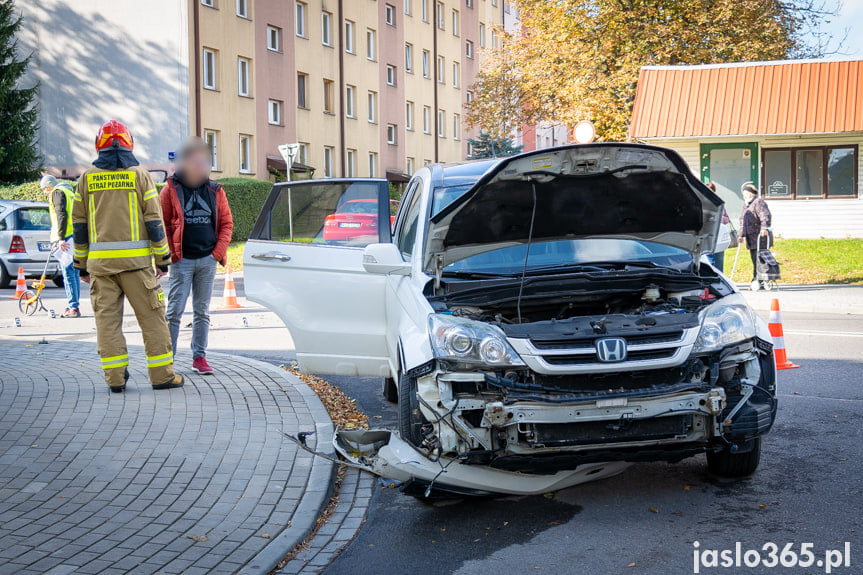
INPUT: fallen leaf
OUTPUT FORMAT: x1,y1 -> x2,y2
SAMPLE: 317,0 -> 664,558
758,504 -> 767,509
187,534 -> 208,542
627,563 -> 636,568
673,511 -> 682,515
261,533 -> 270,539
683,485 -> 690,491
543,493 -> 554,499
548,521 -> 561,526
648,507 -> 659,514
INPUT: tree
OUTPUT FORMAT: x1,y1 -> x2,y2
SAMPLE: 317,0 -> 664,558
466,0 -> 842,142
468,132 -> 524,159
0,0 -> 40,183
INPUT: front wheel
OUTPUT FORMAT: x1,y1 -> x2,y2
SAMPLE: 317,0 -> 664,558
707,437 -> 762,477
18,290 -> 39,316
398,373 -> 425,447
382,377 -> 398,403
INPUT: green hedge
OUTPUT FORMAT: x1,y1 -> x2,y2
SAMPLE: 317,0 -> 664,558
1,177 -> 269,242
217,177 -> 272,241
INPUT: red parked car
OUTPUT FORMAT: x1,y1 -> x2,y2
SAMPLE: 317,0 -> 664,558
322,199 -> 379,243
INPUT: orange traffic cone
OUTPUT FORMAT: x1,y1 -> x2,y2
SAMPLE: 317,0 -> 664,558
9,267 -> 25,299
768,298 -> 799,370
218,265 -> 243,310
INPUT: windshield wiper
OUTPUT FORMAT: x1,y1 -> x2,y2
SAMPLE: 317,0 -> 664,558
441,270 -> 517,280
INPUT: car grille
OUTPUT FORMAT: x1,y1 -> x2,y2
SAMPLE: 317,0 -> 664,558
523,414 -> 694,447
530,330 -> 685,351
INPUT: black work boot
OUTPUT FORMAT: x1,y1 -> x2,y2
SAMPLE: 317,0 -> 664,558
152,374 -> 184,390
109,369 -> 130,393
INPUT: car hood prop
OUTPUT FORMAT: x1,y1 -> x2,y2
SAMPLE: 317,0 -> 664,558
424,143 -> 724,275
333,428 -> 630,496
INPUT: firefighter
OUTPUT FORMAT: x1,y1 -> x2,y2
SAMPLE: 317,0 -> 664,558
72,120 -> 183,392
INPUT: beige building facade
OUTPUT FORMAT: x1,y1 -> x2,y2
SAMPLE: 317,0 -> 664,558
191,0 -> 506,180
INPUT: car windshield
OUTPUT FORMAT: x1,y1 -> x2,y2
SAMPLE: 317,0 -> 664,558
14,208 -> 51,231
444,239 -> 692,275
431,184 -> 471,217
337,200 -> 376,214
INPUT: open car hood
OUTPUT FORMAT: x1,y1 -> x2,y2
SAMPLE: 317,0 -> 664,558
423,144 -> 724,274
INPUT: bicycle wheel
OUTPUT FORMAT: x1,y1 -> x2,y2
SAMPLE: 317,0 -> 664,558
18,290 -> 39,316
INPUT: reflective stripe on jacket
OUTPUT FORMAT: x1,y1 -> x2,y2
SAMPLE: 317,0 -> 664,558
72,166 -> 172,275
48,182 -> 75,242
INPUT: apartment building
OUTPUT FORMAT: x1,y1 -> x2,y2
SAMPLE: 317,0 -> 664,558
190,0 -> 506,179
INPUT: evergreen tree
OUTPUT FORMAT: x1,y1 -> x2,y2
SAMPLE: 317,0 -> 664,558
0,0 -> 40,183
467,132 -> 523,159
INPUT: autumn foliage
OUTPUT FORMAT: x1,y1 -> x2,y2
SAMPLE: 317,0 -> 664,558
466,0 -> 838,141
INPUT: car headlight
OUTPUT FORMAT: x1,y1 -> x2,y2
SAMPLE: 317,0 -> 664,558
693,294 -> 757,353
428,314 -> 525,368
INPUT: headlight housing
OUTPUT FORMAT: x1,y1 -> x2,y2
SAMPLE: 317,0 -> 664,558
428,314 -> 525,368
693,294 -> 757,353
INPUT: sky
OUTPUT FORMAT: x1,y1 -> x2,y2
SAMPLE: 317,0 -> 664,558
816,0 -> 863,57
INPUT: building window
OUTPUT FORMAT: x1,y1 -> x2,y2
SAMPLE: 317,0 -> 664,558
422,50 -> 430,78
267,26 -> 281,51
367,29 -> 376,60
406,101 -> 414,131
451,9 -> 458,36
466,90 -> 473,103
406,157 -> 414,174
323,79 -> 334,113
438,109 -> 445,137
436,55 -> 444,83
345,85 -> 356,118
479,22 -> 485,47
324,146 -> 334,177
452,61 -> 459,88
236,0 -> 248,18
268,99 -> 282,125
368,152 -> 377,177
492,0 -> 497,5
424,159 -> 431,166
387,124 -> 397,145
296,2 -> 307,37
453,113 -> 460,140
202,48 -> 217,90
762,146 -> 858,199
465,39 -> 473,59
321,11 -> 332,46
423,106 -> 431,134
297,72 -> 308,108
466,0 -> 472,7
201,0 -> 214,7
437,1 -> 445,29
237,57 -> 251,96
346,149 -> 356,177
491,29 -> 498,49
367,91 -> 377,123
239,135 -> 252,173
386,64 -> 396,86
404,0 -> 411,15
203,130 -> 218,170
345,20 -> 355,53
298,142 -> 308,164
385,4 -> 395,25
405,43 -> 413,73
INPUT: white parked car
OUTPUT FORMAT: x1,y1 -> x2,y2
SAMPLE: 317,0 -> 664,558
245,144 -> 777,497
0,200 -> 62,288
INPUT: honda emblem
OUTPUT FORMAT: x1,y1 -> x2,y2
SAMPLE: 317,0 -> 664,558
596,337 -> 627,362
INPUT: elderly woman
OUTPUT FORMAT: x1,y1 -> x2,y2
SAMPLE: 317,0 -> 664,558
738,182 -> 772,290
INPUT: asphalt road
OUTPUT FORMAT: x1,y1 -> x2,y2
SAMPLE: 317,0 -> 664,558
322,312 -> 863,575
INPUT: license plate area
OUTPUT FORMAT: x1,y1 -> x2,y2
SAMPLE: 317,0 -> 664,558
38,242 -> 51,252
339,222 -> 362,228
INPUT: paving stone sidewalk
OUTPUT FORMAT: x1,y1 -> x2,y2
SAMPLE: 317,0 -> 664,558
0,339 -> 334,575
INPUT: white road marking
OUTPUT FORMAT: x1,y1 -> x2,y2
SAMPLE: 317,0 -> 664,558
784,330 -> 863,338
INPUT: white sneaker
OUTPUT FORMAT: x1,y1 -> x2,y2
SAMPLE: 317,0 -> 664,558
750,280 -> 761,291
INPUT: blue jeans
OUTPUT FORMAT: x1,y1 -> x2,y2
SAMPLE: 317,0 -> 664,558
62,236 -> 80,311
166,255 -> 218,359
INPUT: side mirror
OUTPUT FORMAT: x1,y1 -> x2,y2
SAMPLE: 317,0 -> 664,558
363,243 -> 411,276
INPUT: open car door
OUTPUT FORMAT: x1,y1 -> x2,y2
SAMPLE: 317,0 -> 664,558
244,179 -> 392,376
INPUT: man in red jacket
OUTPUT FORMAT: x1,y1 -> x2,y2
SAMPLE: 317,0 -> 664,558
160,138 -> 233,374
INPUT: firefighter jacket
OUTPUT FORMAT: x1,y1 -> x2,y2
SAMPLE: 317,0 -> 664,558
48,181 -> 75,242
72,166 -> 171,276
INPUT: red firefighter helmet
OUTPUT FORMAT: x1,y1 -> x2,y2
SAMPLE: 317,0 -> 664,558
95,120 -> 134,152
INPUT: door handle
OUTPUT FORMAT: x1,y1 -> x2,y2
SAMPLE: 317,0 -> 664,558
251,253 -> 291,262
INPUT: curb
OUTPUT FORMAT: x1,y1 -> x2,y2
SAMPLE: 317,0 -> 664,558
230,354 -> 337,575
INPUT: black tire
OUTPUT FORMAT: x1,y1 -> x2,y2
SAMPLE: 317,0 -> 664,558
0,263 -> 10,289
382,377 -> 398,403
398,372 -> 424,447
707,437 -> 762,477
52,273 -> 64,288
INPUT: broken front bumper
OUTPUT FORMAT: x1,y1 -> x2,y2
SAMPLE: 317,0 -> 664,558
334,429 -> 631,496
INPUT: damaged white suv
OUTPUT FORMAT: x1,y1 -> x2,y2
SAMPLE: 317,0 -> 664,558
245,144 -> 777,496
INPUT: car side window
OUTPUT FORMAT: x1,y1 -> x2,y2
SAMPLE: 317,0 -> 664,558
396,181 -> 422,260
0,216 -> 6,231
254,181 -> 387,247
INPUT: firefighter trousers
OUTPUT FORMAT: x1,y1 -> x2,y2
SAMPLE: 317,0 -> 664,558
90,269 -> 175,387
